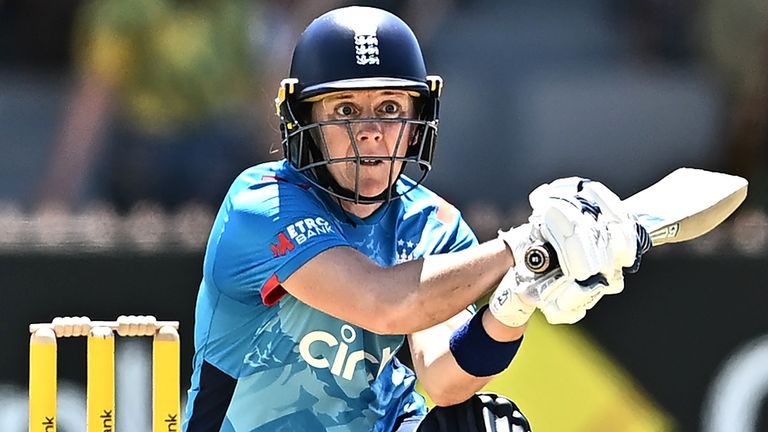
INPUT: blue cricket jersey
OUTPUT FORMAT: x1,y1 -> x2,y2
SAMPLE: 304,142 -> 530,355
184,160 -> 478,432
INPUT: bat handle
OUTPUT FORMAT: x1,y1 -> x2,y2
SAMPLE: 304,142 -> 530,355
523,243 -> 559,274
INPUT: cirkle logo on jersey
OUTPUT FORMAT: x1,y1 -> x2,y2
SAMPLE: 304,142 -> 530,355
299,324 -> 394,381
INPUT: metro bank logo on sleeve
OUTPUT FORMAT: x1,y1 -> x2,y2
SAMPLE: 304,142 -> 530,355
271,217 -> 335,257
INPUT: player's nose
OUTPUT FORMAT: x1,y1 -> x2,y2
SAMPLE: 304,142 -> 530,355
354,121 -> 383,143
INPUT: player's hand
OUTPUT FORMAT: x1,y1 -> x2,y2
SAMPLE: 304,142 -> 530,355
529,177 -> 649,324
492,223 -> 567,327
489,262 -> 569,328
529,177 -> 649,274
492,196 -> 613,327
492,177 -> 648,327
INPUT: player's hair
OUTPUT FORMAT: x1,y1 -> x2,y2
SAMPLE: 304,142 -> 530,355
275,6 -> 443,204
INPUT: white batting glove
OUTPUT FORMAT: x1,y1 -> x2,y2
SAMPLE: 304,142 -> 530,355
575,179 -> 650,275
529,177 -> 644,324
488,223 -> 567,327
492,197 -> 609,327
489,264 -> 568,328
493,177 -> 647,327
529,177 -> 643,276
539,277 -> 609,324
532,199 -> 609,281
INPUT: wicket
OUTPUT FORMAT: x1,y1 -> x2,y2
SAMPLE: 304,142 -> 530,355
28,315 -> 181,432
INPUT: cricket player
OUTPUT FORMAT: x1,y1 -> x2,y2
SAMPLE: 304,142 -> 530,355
183,6 -> 643,432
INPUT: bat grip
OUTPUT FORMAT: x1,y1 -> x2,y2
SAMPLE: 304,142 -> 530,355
523,243 -> 559,274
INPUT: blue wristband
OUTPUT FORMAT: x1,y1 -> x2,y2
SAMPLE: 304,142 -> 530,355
449,305 -> 523,377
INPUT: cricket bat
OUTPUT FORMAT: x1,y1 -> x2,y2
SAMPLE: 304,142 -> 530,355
523,168 -> 749,273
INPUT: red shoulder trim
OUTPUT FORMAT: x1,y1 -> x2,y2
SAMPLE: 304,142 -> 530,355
261,274 -> 287,306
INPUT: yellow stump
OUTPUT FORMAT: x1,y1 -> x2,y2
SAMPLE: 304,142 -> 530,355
87,327 -> 115,432
29,327 -> 57,432
153,326 -> 180,432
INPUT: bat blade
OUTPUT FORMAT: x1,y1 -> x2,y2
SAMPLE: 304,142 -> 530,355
625,168 -> 748,246
523,168 -> 748,273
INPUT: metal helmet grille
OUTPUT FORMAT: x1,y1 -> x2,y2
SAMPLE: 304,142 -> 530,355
283,116 -> 438,204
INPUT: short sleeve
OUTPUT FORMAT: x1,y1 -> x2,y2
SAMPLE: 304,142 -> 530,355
439,216 -> 478,254
427,199 -> 479,255
425,201 -> 479,313
208,180 -> 349,306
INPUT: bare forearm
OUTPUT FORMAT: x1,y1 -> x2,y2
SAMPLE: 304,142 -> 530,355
411,329 -> 494,406
377,238 -> 514,334
410,309 -> 526,406
284,238 -> 514,335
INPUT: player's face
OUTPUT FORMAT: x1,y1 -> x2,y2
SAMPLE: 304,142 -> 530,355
311,89 -> 417,198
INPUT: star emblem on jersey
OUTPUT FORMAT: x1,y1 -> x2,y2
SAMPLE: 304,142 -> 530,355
395,238 -> 417,264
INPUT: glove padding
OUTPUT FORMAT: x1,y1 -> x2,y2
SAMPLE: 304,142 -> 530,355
529,177 -> 641,324
492,194 -> 616,327
493,177 -> 643,326
529,177 -> 640,276
493,223 -> 559,327
489,264 -> 570,327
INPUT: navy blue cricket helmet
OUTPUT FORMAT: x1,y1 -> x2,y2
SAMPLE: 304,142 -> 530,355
275,6 -> 443,204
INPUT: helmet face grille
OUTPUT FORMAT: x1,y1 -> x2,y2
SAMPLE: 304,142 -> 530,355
282,117 -> 437,204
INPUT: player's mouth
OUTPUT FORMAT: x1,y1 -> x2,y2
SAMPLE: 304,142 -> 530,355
360,159 -> 385,166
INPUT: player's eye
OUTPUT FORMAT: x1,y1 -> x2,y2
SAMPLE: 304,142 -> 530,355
335,104 -> 357,117
380,101 -> 400,115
